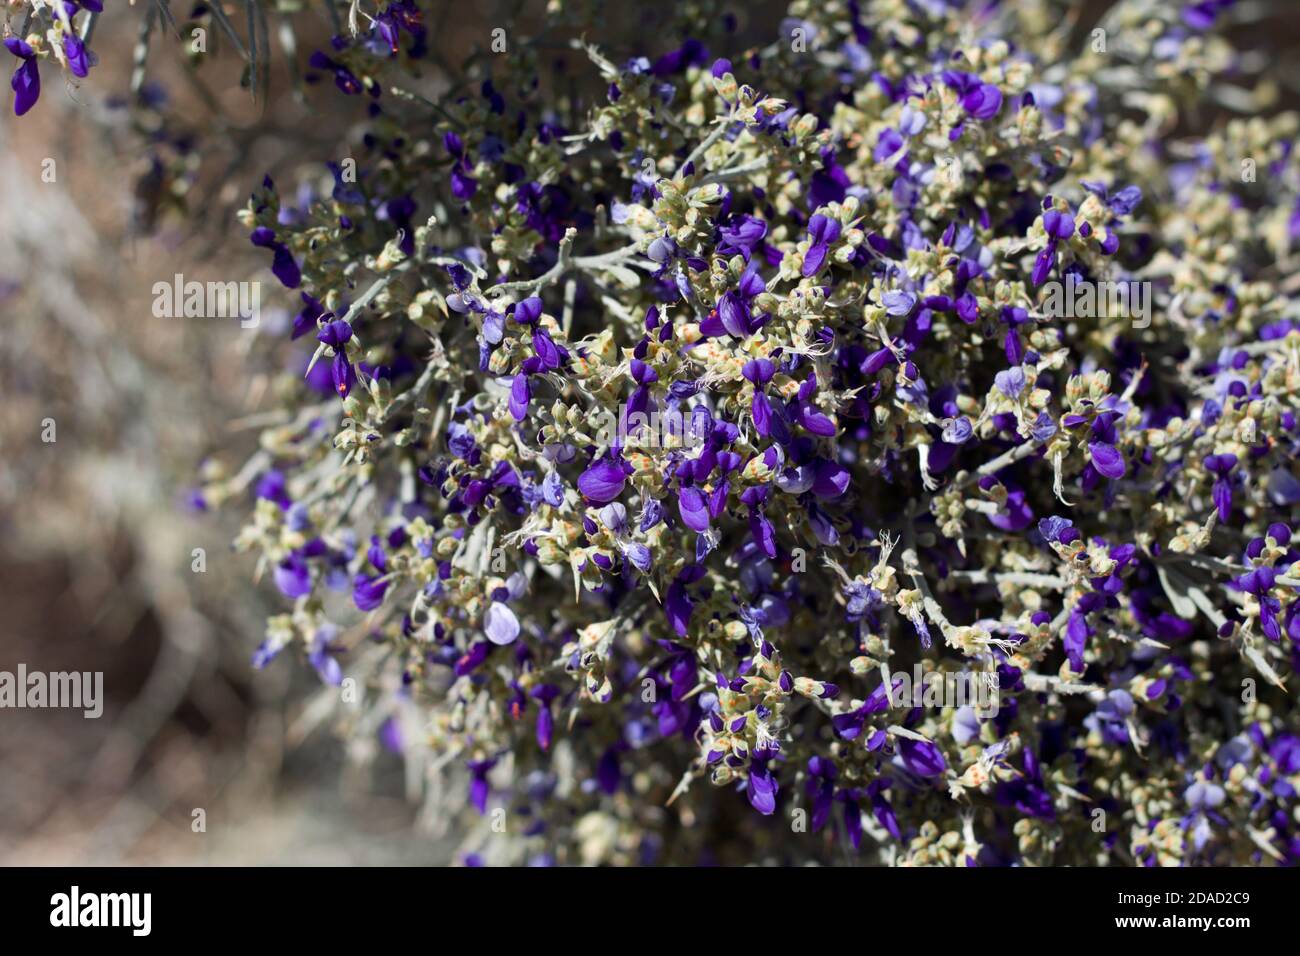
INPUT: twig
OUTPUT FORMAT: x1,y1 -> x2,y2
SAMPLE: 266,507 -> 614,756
678,115 -> 736,175
945,570 -> 1069,589
954,439 -> 1042,491
701,156 -> 769,185
484,232 -> 642,300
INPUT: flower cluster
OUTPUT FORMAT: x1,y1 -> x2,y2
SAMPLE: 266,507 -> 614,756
3,1 -> 100,116
21,0 -> 1300,865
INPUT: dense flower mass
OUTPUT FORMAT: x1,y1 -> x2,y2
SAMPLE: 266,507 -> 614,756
17,0 -> 1300,865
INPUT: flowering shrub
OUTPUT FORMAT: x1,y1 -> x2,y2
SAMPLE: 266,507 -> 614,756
13,0 -> 1300,865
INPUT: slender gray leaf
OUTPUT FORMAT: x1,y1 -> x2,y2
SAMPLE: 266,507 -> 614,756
1156,564 -> 1198,620
206,1 -> 248,60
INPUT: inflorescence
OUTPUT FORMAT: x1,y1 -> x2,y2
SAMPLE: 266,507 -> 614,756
12,0 -> 1300,866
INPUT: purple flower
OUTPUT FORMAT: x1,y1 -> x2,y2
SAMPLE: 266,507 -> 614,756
1032,243 -> 1056,286
874,128 -> 905,163
678,486 -> 710,532
331,352 -> 356,399
533,327 -> 563,371
882,290 -> 916,316
953,707 -> 982,746
1030,412 -> 1057,442
1234,566 -> 1275,597
255,469 -> 292,509
717,290 -> 750,338
1038,515 -> 1076,544
1184,779 -> 1225,811
664,566 -> 703,637
309,50 -> 363,95
309,630 -> 343,686
513,297 -> 544,326
623,541 -> 652,572
747,764 -> 778,815
1066,595 -> 1105,671
942,417 -> 973,444
485,601 -> 521,645
899,105 -> 926,136
898,736 -> 947,777
802,214 -> 842,276
467,759 -> 496,814
1042,209 -> 1076,240
811,460 -> 850,499
539,469 -> 565,507
833,675 -> 901,739
318,319 -> 353,348
249,226 -> 302,289
961,83 -> 1003,120
994,367 -> 1026,398
5,37 -> 39,116
741,358 -> 775,384
1109,185 -> 1142,216
353,574 -> 389,611
1205,453 -> 1238,520
274,554 -> 313,598
63,36 -> 94,79
455,641 -> 490,677
989,488 -> 1034,532
509,372 -> 531,421
577,457 -> 627,503
1089,441 -> 1126,479
450,165 -> 477,200
718,215 -> 768,259
252,638 -> 283,670
1183,0 -> 1231,30
1203,453 -> 1237,475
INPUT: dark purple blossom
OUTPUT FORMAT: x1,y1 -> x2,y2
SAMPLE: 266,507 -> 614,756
5,37 -> 39,116
577,457 -> 628,504
802,214 -> 842,276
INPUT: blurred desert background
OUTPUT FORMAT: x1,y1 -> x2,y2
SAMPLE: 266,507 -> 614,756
0,1 -> 462,865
